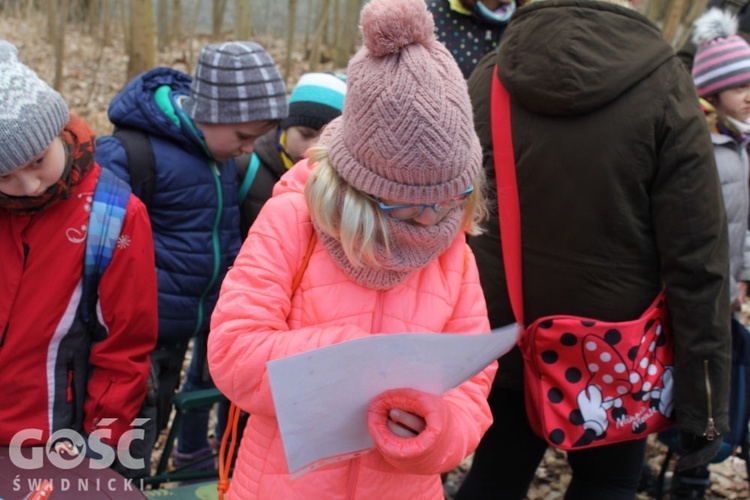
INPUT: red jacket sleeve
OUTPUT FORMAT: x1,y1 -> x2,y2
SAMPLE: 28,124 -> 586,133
83,195 -> 158,447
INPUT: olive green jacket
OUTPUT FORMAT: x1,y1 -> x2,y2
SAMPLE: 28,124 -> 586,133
468,0 -> 732,437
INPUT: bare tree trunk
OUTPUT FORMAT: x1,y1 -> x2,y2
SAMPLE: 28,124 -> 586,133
235,0 -> 251,40
127,0 -> 156,81
334,0 -> 360,67
331,0 -> 340,58
333,0 -> 350,68
47,0 -> 58,44
662,0 -> 689,45
157,0 -> 170,51
26,0 -> 35,20
309,0 -> 330,71
212,0 -> 228,39
263,0 -> 272,36
102,0 -> 111,47
87,0 -> 101,37
186,0 -> 203,72
326,0 -> 335,47
172,0 -> 183,46
646,0 -> 669,23
285,0 -> 298,83
120,0 -> 131,57
303,0 -> 313,57
77,0 -> 90,23
69,0 -> 81,23
84,11 -> 109,107
673,0 -> 709,48
188,0 -> 201,39
53,0 -> 67,91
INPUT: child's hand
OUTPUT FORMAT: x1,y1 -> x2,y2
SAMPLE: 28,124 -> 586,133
386,408 -> 426,438
367,387 -> 454,467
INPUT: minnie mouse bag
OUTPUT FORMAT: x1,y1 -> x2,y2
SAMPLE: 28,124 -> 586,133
518,293 -> 674,449
491,67 -> 675,450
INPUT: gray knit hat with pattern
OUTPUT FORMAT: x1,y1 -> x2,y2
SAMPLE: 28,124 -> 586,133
183,41 -> 288,124
0,40 -> 69,174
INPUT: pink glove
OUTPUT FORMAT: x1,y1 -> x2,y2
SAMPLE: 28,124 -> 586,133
367,388 -> 453,468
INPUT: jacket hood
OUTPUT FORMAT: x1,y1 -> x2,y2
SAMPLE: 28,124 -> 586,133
107,67 -> 203,155
253,127 -> 287,176
272,158 -> 314,197
497,0 -> 675,116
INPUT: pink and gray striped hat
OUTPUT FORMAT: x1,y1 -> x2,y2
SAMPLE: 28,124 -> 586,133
692,8 -> 750,98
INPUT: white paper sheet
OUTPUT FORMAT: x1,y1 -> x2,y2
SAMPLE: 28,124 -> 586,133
266,324 -> 519,478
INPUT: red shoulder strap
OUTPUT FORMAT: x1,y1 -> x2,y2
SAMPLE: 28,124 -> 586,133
291,230 -> 317,292
490,66 -> 524,325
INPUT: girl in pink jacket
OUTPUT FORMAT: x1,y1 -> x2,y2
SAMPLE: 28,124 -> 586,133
208,0 -> 497,497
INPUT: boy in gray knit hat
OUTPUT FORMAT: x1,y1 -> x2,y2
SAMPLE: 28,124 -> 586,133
0,40 -> 158,483
95,41 -> 288,475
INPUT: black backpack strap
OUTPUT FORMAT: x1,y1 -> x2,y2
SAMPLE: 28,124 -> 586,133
112,127 -> 156,207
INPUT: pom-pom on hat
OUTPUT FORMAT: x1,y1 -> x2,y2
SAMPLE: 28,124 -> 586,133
183,41 -> 288,124
0,40 -> 69,175
282,72 -> 347,131
324,0 -> 482,204
692,8 -> 750,97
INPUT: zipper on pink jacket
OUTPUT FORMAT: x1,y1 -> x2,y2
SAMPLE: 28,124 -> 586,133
345,457 -> 361,499
373,291 -> 383,333
344,290 -> 383,498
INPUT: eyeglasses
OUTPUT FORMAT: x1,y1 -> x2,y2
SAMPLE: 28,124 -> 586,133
373,185 -> 474,221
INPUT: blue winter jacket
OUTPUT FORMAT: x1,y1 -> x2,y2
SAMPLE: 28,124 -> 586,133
96,67 -> 242,347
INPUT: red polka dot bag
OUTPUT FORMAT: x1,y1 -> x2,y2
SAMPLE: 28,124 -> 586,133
490,68 -> 676,450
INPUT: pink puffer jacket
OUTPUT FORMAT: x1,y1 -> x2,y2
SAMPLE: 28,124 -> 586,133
208,161 -> 496,499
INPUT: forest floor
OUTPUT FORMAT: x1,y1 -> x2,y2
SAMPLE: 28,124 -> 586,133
3,9 -> 750,500
0,10 -> 343,138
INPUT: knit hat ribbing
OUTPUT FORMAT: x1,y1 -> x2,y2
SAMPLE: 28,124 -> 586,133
324,0 -> 482,204
282,72 -> 347,131
692,8 -> 750,97
0,40 -> 69,174
183,41 -> 288,124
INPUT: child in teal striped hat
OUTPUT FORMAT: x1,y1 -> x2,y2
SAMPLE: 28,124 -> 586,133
238,71 -> 347,237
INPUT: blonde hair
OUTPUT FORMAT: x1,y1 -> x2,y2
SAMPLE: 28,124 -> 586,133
305,145 -> 488,267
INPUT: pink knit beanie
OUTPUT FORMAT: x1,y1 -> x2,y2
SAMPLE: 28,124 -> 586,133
325,0 -> 482,203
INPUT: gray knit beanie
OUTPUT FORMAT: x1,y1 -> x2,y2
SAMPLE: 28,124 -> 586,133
183,41 -> 288,124
0,40 -> 69,174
